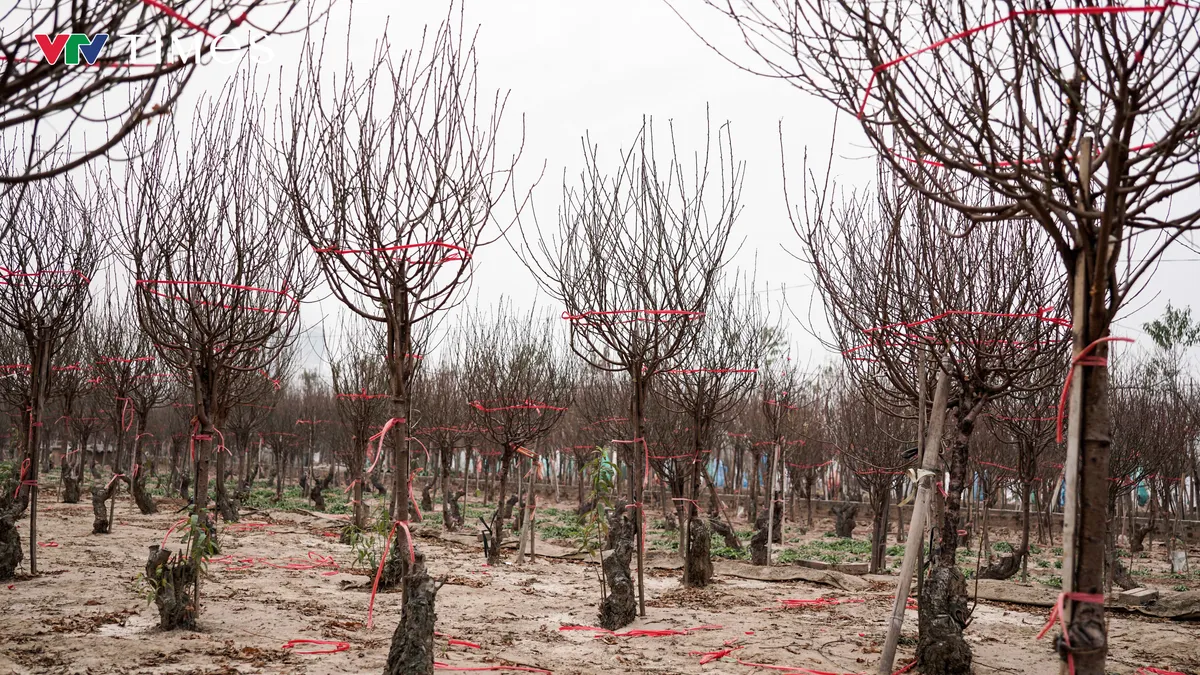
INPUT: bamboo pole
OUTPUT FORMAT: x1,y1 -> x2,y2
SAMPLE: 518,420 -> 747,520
766,441 -> 782,565
1060,139 -> 1092,666
877,364 -> 950,674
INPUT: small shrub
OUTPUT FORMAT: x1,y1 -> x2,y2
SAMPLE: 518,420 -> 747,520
1174,584 -> 1189,592
992,541 -> 1014,553
1039,576 -> 1062,589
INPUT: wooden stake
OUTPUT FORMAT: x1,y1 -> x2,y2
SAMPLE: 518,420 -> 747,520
766,441 -> 782,565
1061,137 -> 1092,656
877,364 -> 950,675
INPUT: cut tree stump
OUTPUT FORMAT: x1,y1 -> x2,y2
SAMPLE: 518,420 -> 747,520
599,505 -> 637,630
145,545 -> 197,630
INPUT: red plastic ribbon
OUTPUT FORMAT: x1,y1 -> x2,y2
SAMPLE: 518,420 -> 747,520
1056,337 -> 1135,443
367,417 -> 406,472
433,663 -> 550,674
1036,591 -> 1107,675
856,4 -> 1200,118
281,638 -> 349,655
367,520 -> 414,628
116,397 -> 134,432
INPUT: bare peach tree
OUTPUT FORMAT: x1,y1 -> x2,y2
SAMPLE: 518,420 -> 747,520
0,172 -> 101,574
798,170 -> 1066,673
684,5 -> 1200,671
281,7 -> 523,578
86,291 -> 177,519
0,0 -> 318,185
281,11 -> 525,672
123,78 -> 313,627
522,116 -> 741,618
328,321 -> 388,532
411,364 -> 473,531
461,305 -> 573,566
654,277 -> 762,585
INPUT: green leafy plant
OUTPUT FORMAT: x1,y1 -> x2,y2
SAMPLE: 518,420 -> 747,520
1174,584 -> 1189,592
578,452 -> 620,601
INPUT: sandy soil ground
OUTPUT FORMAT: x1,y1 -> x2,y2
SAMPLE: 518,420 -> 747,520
2,492 -> 1198,675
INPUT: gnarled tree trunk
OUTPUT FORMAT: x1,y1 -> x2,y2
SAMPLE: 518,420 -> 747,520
599,505 -> 637,630
383,549 -> 438,675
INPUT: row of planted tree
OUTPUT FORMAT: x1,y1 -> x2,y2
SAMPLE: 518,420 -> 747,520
2,5 -> 1200,673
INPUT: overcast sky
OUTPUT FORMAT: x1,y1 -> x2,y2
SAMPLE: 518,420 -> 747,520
171,0 -> 1200,374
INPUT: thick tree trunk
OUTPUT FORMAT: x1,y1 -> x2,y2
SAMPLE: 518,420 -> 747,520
440,446 -> 455,531
750,496 -> 783,565
916,398 -> 980,675
708,516 -> 741,551
0,505 -> 21,581
831,502 -> 857,538
146,545 -> 197,630
61,456 -> 82,504
383,549 -> 438,675
869,488 -> 891,574
683,516 -> 713,587
917,565 -> 972,674
599,505 -> 637,630
487,449 -> 512,566
213,446 -> 239,523
1070,357 -> 1113,675
131,421 -> 157,515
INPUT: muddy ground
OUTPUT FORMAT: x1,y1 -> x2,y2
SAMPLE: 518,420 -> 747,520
2,489 -> 1198,675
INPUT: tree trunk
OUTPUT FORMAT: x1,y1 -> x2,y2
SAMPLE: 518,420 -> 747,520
213,444 -> 239,523
750,496 -> 783,565
917,399 -> 979,675
831,502 -> 858,538
146,545 -> 197,630
440,446 -> 455,531
487,448 -> 512,565
383,549 -> 438,675
869,488 -> 890,574
683,516 -> 713,587
0,505 -> 21,581
131,418 -> 157,515
1069,355 -> 1113,675
61,455 -> 81,504
599,505 -> 637,630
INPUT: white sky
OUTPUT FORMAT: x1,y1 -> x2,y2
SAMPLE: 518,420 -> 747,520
118,0 -> 1200,372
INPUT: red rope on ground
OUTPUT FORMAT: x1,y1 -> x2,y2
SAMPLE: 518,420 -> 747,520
1036,591 -> 1106,675
37,541 -> 58,548
1056,337 -> 1135,443
558,624 -> 720,638
1137,668 -> 1187,675
776,597 -> 866,609
692,645 -> 744,664
367,520 -> 414,628
433,662 -> 551,674
436,633 -> 483,649
281,638 -> 349,654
